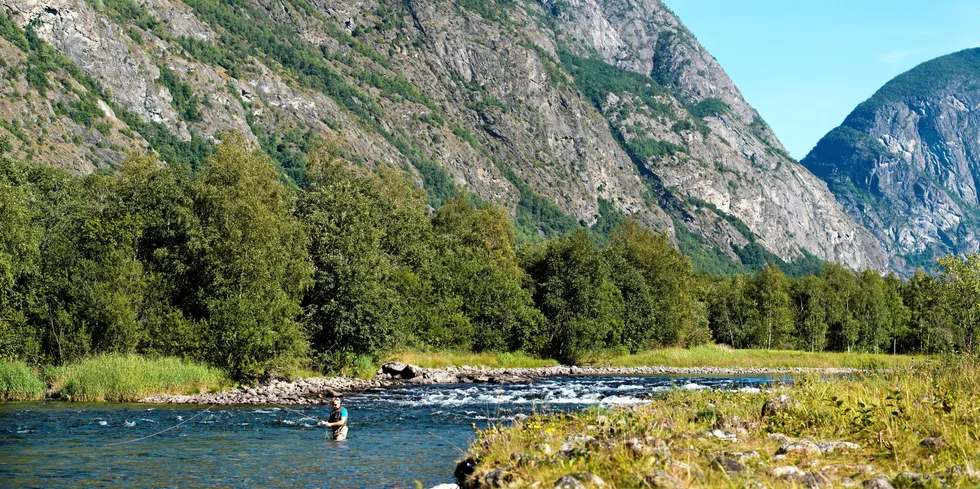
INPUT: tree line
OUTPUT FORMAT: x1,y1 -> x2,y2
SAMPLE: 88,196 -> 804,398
1,135 -> 977,378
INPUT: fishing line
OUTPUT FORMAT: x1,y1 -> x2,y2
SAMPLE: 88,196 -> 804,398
275,403 -> 333,440
274,403 -> 326,424
427,430 -> 466,454
104,404 -> 214,447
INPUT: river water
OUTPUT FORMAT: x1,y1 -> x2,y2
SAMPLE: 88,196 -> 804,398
0,375 -> 774,488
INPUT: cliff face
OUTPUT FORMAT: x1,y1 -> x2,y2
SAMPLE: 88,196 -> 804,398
0,0 -> 887,271
802,48 -> 980,272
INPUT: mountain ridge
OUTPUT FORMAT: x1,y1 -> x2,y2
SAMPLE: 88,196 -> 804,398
803,47 -> 980,272
0,0 -> 887,272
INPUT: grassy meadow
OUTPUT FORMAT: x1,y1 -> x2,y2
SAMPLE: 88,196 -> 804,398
461,357 -> 979,488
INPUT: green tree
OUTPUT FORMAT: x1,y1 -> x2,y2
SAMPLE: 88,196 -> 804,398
708,275 -> 756,349
524,231 -> 624,363
0,157 -> 42,360
937,254 -> 980,352
432,197 -> 544,352
191,134 -> 312,377
749,264 -> 793,349
299,149 -> 418,367
608,221 -> 693,346
790,274 -> 828,352
821,263 -> 860,352
901,269 -> 954,353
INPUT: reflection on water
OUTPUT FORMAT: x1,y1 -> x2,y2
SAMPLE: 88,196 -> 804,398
0,375 -> 775,488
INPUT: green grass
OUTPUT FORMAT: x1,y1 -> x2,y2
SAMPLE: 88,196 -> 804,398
391,350 -> 558,369
585,344 -> 924,370
0,361 -> 46,401
49,354 -> 231,402
463,357 -> 978,488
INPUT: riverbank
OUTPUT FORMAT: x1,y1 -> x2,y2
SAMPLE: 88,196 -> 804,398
0,355 -> 230,402
139,362 -> 863,405
3,347 -> 925,404
454,358 -> 979,489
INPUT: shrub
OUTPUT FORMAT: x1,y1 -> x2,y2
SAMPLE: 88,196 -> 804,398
0,361 -> 46,400
53,355 -> 229,402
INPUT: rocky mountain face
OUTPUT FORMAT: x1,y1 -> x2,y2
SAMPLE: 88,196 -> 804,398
802,48 -> 980,273
0,0 -> 887,272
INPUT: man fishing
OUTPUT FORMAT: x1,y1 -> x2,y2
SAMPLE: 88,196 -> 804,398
319,395 -> 348,441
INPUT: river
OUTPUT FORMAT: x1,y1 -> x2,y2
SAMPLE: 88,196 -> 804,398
0,375 -> 775,488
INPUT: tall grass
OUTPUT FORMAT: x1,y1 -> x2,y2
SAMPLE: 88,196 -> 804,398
464,357 -> 980,488
0,361 -> 46,401
392,350 -> 558,369
590,344 -> 924,369
51,355 -> 231,402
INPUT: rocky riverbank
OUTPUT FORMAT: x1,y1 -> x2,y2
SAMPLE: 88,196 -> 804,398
449,359 -> 980,489
139,362 -> 858,405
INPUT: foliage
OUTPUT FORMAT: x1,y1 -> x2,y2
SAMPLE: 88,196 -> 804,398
52,354 -> 229,402
689,97 -> 730,118
392,350 -> 557,369
559,50 -> 672,118
2,134 -> 980,386
157,65 -> 203,122
500,166 -> 581,244
845,48 -> 980,130
0,360 -> 46,401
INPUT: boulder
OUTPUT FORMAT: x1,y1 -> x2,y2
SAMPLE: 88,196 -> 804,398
777,441 -> 821,456
554,475 -> 586,489
644,470 -> 685,489
762,394 -> 800,417
816,441 -> 861,454
708,455 -> 745,474
381,362 -> 410,378
709,429 -> 737,441
919,437 -> 945,450
772,466 -> 805,479
482,469 -> 511,488
863,476 -> 894,489
768,433 -> 792,444
725,450 -> 760,461
574,472 -> 605,487
454,457 -> 477,487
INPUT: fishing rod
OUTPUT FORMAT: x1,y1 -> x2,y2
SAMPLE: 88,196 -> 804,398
104,404 -> 214,447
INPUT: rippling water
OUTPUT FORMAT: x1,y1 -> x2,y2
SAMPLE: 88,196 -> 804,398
0,375 -> 775,488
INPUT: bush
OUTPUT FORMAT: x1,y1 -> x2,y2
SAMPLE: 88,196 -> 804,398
0,361 -> 46,400
53,355 -> 229,402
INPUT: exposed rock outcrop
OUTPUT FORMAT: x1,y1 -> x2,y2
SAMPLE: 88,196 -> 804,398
0,0 -> 888,270
803,48 -> 980,273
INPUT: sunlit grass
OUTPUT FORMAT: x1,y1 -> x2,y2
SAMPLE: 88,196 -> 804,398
391,350 -> 558,369
50,354 -> 232,402
464,357 -> 976,488
0,360 -> 46,401
588,344 -> 925,369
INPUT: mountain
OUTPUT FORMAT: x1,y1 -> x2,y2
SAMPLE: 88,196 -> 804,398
802,48 -> 980,273
0,0 -> 886,272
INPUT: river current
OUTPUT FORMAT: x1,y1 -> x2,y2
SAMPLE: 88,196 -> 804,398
0,375 -> 774,488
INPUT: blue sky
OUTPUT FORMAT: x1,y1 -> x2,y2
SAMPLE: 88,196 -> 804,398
666,0 -> 980,158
